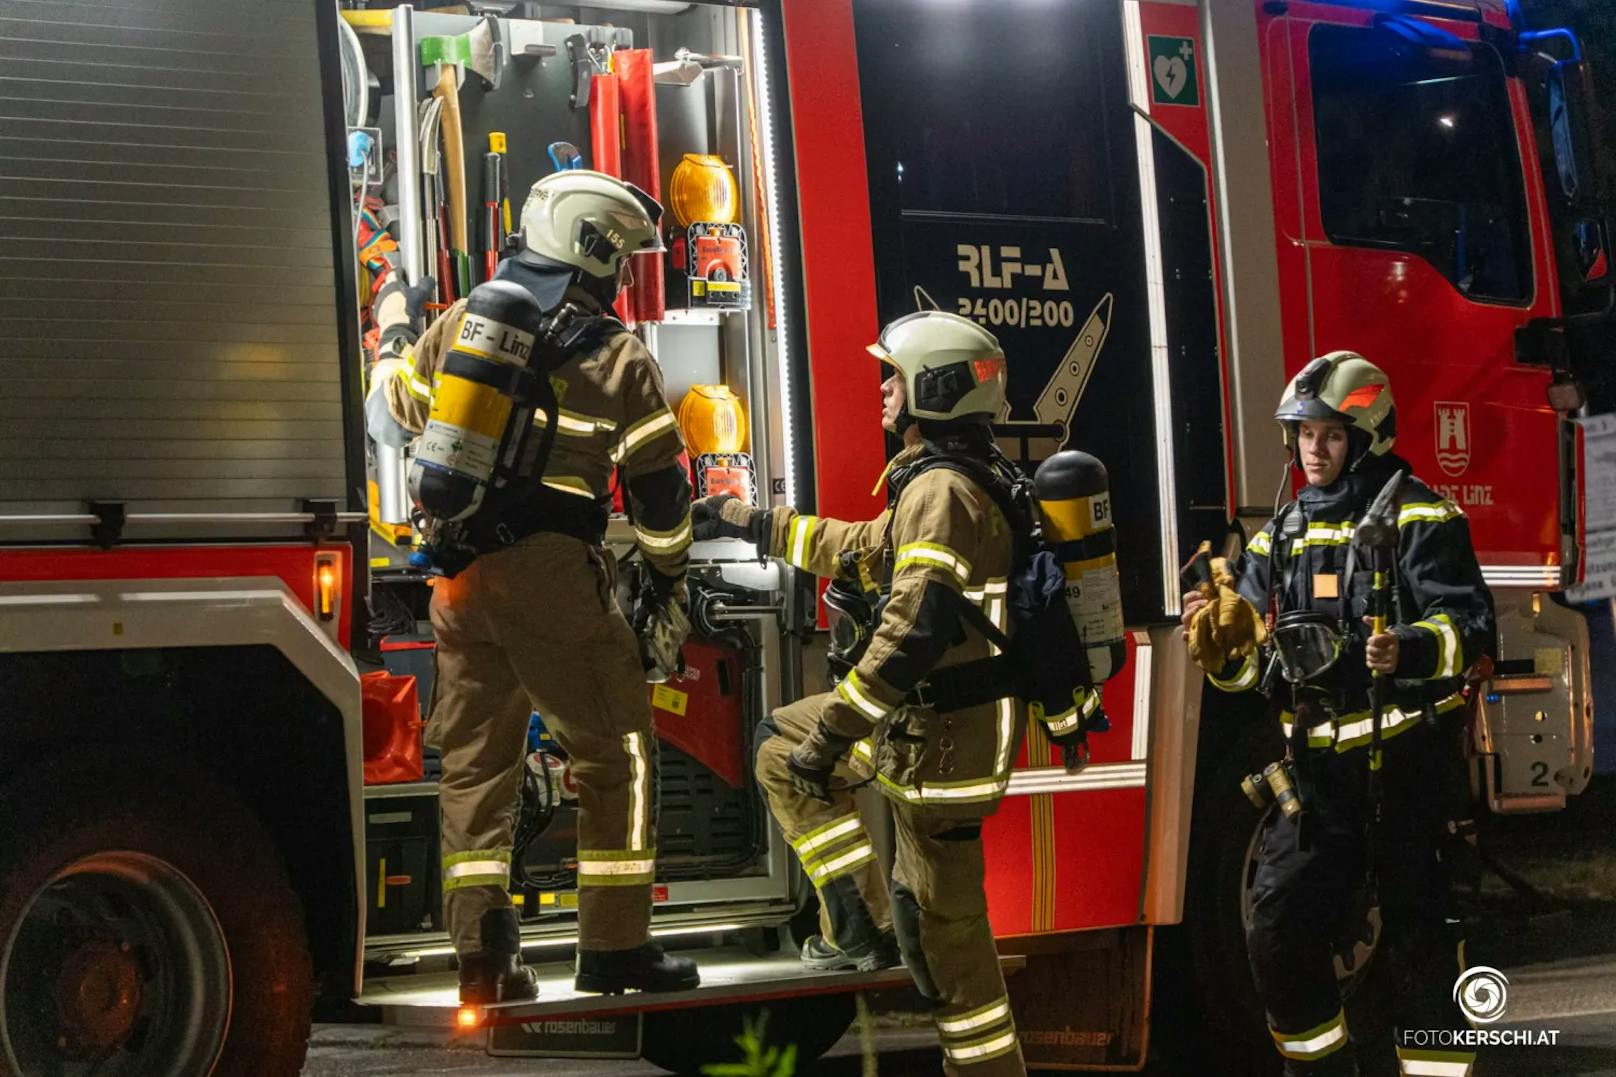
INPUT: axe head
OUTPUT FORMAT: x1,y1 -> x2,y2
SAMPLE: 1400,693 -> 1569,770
1354,469 -> 1405,550
420,17 -> 503,90
466,17 -> 503,90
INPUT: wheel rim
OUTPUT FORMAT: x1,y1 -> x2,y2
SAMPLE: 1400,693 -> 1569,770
1238,808 -> 1382,994
3,852 -> 231,1076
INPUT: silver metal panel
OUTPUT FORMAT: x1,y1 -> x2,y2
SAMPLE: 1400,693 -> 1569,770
1201,0 -> 1290,511
0,0 -> 352,537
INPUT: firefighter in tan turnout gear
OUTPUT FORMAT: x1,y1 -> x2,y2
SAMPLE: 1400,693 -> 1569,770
696,312 -> 1064,1077
366,171 -> 699,1003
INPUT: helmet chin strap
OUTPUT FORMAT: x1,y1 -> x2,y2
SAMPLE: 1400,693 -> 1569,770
892,404 -> 915,437
578,268 -> 620,311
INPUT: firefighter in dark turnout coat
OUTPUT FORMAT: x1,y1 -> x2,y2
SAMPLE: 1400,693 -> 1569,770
1183,350 -> 1494,1077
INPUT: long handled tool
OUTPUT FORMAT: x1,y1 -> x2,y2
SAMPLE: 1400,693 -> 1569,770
418,95 -> 446,304
429,63 -> 471,297
421,21 -> 499,299
482,133 -> 507,280
1354,469 -> 1406,807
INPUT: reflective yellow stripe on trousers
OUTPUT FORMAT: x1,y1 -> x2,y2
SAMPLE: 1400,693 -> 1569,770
938,997 -> 1018,1067
1396,1047 -> 1476,1076
1271,1010 -> 1348,1061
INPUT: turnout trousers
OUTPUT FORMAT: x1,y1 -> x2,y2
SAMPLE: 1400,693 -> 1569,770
1247,722 -> 1476,1076
757,698 -> 1026,1077
428,532 -> 657,955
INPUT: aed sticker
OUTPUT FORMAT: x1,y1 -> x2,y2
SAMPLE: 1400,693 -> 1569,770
651,685 -> 688,716
1147,36 -> 1199,107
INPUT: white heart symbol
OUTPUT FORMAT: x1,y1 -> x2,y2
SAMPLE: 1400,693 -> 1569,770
1153,54 -> 1187,99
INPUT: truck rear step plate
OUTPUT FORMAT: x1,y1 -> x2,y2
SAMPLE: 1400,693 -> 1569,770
361,944 -> 1023,1026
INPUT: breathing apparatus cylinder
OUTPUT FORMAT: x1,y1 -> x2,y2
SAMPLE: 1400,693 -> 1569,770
408,281 -> 545,523
1033,450 -> 1126,682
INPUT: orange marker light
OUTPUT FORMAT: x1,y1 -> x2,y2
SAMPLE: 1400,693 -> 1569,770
456,1005 -> 480,1030
315,558 -> 338,622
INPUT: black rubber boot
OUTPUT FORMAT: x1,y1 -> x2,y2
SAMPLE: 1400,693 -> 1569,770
800,930 -> 902,972
574,940 -> 700,995
458,907 -> 540,1005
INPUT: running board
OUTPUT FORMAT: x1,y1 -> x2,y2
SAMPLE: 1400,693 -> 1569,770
361,942 -> 1025,1032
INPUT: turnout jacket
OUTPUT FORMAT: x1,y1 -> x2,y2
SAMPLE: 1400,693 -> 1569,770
1211,454 -> 1495,752
365,287 -> 692,578
765,443 -> 1027,817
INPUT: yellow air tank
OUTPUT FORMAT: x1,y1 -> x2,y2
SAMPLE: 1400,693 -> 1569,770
1033,450 -> 1126,682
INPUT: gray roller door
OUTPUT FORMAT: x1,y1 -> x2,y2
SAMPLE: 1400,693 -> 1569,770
0,0 -> 362,543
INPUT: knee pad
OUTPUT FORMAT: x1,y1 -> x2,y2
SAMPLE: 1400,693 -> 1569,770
892,882 -> 940,1002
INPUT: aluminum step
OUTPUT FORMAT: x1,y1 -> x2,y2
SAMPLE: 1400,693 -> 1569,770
360,943 -> 940,1029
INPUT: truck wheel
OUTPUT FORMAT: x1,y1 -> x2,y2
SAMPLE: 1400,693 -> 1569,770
709,266 -> 730,283
641,994 -> 854,1076
0,765 -> 314,1077
1170,713 -> 1385,1073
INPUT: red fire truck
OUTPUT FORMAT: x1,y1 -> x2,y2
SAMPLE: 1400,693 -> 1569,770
0,0 -> 1608,1074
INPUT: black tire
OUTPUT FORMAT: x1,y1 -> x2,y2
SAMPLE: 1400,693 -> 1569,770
641,995 -> 854,1076
1161,710 -> 1387,1073
0,760 -> 315,1077
1163,712 -> 1283,1074
709,265 -> 730,283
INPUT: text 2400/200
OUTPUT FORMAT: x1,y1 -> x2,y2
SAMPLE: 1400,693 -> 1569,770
957,295 -> 1077,329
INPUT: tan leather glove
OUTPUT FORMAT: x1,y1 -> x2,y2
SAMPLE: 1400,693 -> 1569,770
1187,596 -> 1223,673
1209,556 -> 1267,659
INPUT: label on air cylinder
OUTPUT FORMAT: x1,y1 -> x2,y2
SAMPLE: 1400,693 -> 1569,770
455,313 -> 534,365
416,418 -> 499,478
1071,563 -> 1124,646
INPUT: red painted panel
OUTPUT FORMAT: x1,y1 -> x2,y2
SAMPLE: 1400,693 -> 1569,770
648,638 -> 747,789
1050,788 -> 1147,931
1137,4 -> 1210,161
0,545 -> 353,647
1025,634 -> 1139,768
982,787 -> 1148,936
779,0 -> 887,524
983,794 -> 1035,936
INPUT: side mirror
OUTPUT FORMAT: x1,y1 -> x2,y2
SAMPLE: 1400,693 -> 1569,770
1546,60 -> 1590,203
1531,55 -> 1615,312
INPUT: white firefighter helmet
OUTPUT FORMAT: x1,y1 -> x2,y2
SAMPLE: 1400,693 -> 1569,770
1274,349 -> 1397,462
867,311 -> 1007,422
515,170 -> 665,286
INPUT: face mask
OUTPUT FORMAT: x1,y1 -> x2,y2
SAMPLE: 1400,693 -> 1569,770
1271,610 -> 1345,685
